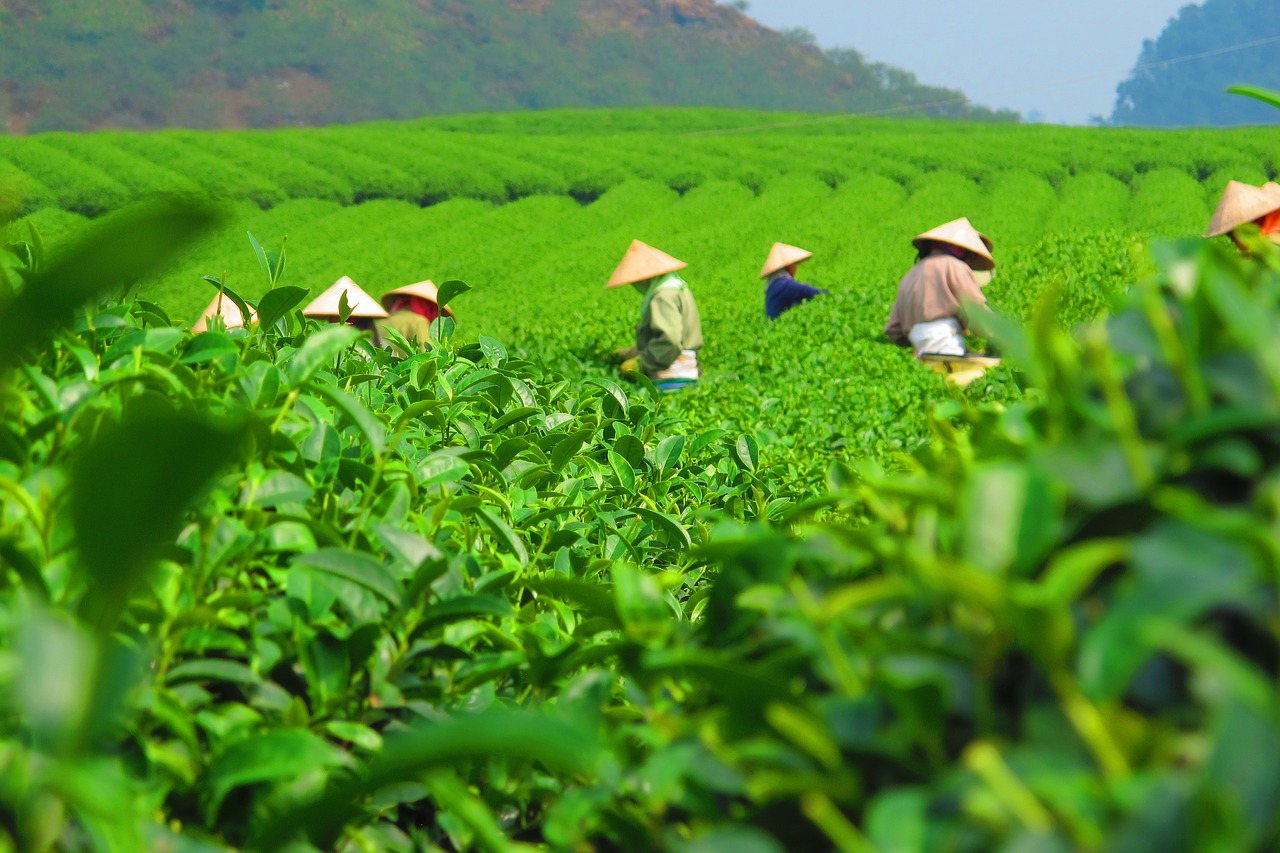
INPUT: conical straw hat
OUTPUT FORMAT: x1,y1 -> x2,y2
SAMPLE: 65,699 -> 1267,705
302,276 -> 389,319
912,217 -> 996,271
1205,180 -> 1280,237
381,279 -> 456,318
759,243 -> 813,278
193,292 -> 256,332
606,240 -> 687,289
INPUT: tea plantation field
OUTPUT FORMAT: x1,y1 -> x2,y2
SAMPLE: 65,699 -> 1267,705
1,109 -> 1278,851
4,109 -> 1277,476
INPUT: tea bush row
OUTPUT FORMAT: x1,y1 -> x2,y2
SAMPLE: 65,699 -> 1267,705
102,134 -> 1216,480
1,109 -> 1275,217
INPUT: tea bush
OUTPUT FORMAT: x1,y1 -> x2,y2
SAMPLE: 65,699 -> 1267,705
0,198 -> 1277,853
1,107 -> 1279,850
35,134 -> 206,200
0,138 -> 131,216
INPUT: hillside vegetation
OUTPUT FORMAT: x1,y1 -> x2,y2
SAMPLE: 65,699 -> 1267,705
0,0 -> 1014,133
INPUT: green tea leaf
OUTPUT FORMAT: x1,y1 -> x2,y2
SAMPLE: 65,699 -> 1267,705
418,595 -> 515,631
435,279 -> 471,311
491,405 -> 541,433
253,710 -> 595,849
653,434 -> 685,473
765,702 -> 841,769
202,729 -> 351,823
586,376 -> 629,412
15,613 -> 94,752
476,507 -> 529,565
963,462 -> 1061,575
551,428 -> 593,472
308,379 -> 387,457
181,331 -> 240,365
416,452 -> 471,488
477,334 -> 507,365
631,507 -> 691,548
613,433 -> 646,468
735,433 -> 759,472
242,471 -> 313,508
255,286 -> 309,330
608,450 -> 636,491
528,578 -> 618,622
322,720 -> 384,751
167,659 -> 259,686
294,549 -> 403,608
288,324 -> 362,384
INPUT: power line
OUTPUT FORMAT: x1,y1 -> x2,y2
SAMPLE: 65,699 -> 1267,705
685,32 -> 1280,136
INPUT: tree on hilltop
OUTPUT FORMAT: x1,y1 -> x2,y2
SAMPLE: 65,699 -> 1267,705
1110,0 -> 1280,126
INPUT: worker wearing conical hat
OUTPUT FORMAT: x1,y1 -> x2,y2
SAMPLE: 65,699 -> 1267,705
1205,180 -> 1280,251
761,243 -> 828,320
302,276 -> 390,346
377,279 -> 454,354
884,217 -> 995,357
608,240 -> 703,392
193,292 -> 256,333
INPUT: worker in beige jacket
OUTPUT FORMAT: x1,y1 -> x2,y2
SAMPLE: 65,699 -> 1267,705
884,218 -> 995,357
608,240 -> 703,393
1205,180 -> 1280,251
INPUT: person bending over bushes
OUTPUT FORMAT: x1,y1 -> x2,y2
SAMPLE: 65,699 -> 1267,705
607,240 -> 703,394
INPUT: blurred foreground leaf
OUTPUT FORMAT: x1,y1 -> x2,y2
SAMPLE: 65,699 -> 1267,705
71,397 -> 246,633
252,709 -> 597,850
1227,84 -> 1280,110
0,200 -> 223,372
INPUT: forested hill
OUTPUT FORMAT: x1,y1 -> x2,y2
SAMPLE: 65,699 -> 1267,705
1110,0 -> 1280,126
0,0 -> 1016,134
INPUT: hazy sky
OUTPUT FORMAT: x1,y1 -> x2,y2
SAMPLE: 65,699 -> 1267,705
743,0 -> 1193,124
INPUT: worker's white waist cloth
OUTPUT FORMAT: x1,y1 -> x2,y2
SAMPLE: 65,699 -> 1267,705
653,349 -> 700,380
909,318 -> 965,356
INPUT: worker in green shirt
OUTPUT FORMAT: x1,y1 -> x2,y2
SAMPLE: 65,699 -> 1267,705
607,240 -> 703,393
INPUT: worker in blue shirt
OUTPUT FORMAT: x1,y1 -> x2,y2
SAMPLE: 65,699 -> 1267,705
761,243 -> 827,320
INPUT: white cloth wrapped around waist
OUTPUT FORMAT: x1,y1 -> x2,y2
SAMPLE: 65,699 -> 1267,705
908,318 -> 965,356
652,349 -> 700,380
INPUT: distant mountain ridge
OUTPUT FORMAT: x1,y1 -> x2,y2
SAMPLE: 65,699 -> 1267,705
0,0 -> 1016,133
